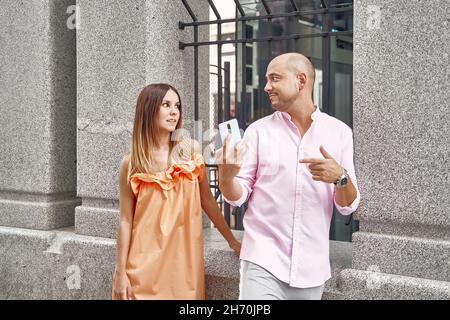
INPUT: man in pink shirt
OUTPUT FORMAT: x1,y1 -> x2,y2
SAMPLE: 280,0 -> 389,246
216,53 -> 360,300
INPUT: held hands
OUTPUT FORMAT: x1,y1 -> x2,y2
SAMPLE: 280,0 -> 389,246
228,238 -> 242,256
215,134 -> 247,181
299,146 -> 343,184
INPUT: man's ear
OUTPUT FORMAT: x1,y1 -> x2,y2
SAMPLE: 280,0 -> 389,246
297,73 -> 307,91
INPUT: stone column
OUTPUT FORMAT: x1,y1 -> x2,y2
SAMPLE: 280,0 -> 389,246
75,0 -> 209,238
0,0 -> 78,230
339,0 -> 450,299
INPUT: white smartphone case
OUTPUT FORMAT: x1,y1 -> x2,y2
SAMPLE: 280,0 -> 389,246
218,118 -> 241,149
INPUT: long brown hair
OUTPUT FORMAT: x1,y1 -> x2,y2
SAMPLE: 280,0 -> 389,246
128,83 -> 183,179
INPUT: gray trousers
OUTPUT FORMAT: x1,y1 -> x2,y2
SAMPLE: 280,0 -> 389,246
239,260 -> 325,300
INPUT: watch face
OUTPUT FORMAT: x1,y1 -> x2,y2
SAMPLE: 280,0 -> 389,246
340,177 -> 348,186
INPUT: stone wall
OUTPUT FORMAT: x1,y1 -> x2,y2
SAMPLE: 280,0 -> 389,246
338,0 -> 450,299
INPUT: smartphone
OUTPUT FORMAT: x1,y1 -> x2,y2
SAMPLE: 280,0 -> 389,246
218,118 -> 242,149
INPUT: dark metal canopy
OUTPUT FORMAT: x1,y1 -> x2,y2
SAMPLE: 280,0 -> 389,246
179,0 -> 353,49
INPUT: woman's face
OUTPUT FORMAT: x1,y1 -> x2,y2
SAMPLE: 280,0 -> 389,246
157,89 -> 181,133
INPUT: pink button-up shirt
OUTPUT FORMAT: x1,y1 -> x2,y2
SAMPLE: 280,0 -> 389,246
225,107 -> 360,288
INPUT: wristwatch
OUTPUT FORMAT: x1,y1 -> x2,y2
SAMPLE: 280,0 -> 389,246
334,168 -> 349,189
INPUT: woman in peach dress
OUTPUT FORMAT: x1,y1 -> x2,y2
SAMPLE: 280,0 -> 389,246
112,83 -> 241,300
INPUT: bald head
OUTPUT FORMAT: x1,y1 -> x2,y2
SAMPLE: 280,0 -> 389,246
270,53 -> 316,91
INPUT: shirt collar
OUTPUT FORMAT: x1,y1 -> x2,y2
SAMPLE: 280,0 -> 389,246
311,105 -> 321,121
280,105 -> 321,122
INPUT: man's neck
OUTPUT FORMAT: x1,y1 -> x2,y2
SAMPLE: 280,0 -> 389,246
284,98 -> 316,131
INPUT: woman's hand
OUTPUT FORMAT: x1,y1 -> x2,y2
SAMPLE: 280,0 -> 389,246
228,239 -> 242,256
112,270 -> 136,300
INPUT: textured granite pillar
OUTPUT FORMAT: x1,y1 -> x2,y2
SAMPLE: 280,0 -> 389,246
75,0 -> 209,238
339,0 -> 450,299
0,0 -> 79,229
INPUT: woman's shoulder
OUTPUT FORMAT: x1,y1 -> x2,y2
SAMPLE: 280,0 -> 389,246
119,153 -> 132,179
120,153 -> 131,168
172,138 -> 203,163
178,138 -> 202,152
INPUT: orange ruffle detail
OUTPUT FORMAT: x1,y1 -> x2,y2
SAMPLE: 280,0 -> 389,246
129,153 -> 205,195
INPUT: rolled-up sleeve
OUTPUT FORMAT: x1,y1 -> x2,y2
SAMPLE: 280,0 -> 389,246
223,127 -> 258,207
334,127 -> 360,215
